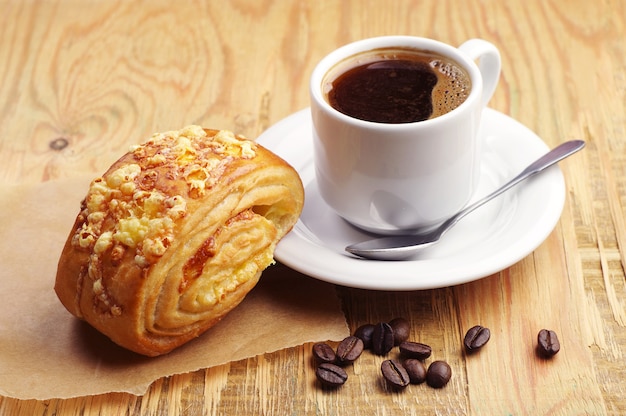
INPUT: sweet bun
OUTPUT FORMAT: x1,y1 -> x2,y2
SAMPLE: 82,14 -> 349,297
55,126 -> 304,356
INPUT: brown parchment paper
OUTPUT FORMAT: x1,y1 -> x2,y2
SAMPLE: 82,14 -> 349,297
0,177 -> 349,400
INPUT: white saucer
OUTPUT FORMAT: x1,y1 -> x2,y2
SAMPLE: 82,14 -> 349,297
257,108 -> 565,290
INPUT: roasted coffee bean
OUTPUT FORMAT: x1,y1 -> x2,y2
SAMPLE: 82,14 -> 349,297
381,359 -> 410,389
403,359 -> 427,384
464,325 -> 491,352
399,341 -> 432,360
537,329 -> 560,357
426,360 -> 452,388
336,336 -> 364,365
388,317 -> 410,346
372,322 -> 395,355
354,323 -> 375,349
312,342 -> 336,364
316,363 -> 348,388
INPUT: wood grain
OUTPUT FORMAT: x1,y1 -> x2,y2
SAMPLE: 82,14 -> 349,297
1,0 -> 626,414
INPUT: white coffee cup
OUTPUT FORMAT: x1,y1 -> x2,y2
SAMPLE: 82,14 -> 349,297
310,36 -> 501,234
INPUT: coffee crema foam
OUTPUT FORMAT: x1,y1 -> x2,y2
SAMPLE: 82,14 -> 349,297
430,58 -> 471,119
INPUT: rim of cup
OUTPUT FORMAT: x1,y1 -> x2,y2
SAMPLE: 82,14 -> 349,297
310,36 -> 484,131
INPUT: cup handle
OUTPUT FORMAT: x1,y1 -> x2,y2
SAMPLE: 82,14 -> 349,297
458,39 -> 501,108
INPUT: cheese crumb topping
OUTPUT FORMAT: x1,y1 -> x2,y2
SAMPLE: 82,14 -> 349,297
72,126 -> 258,283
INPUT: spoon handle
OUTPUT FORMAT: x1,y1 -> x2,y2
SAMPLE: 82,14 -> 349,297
437,140 -> 586,239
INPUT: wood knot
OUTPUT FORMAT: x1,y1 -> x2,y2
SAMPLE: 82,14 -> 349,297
49,137 -> 69,151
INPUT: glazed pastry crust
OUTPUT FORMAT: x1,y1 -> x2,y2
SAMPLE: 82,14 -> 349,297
55,126 -> 304,356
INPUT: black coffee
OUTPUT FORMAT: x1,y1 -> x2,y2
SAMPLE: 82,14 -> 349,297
325,48 -> 470,123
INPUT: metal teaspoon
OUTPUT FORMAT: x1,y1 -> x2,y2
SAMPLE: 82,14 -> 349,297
345,139 -> 585,260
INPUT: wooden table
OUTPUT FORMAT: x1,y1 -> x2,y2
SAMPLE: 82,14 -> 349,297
1,0 -> 625,414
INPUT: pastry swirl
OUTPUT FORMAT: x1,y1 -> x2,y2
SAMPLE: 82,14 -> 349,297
55,126 -> 304,356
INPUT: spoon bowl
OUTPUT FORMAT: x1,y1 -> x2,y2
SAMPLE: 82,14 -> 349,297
345,140 -> 585,260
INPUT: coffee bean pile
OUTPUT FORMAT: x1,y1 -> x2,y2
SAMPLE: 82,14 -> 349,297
313,318 -> 561,390
313,317 -> 452,390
